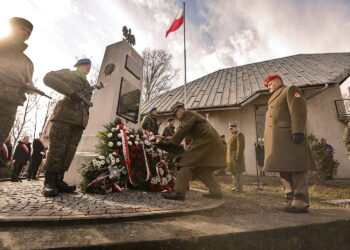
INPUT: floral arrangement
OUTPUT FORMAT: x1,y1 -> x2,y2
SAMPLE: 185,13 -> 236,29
79,119 -> 176,194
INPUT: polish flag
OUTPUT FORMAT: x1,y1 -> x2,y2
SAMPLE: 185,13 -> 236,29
166,8 -> 184,37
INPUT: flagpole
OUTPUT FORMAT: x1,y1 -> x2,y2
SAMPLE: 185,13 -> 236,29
183,2 -> 187,107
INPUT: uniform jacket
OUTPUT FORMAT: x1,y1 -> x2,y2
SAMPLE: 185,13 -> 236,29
13,141 -> 31,165
44,69 -> 92,128
0,36 -> 34,105
263,85 -> 316,172
170,110 -> 226,168
162,125 -> 175,137
31,138 -> 46,161
0,142 -> 12,167
343,124 -> 350,159
141,114 -> 159,134
227,132 -> 246,173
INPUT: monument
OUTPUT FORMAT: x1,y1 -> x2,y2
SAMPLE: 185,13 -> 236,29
65,40 -> 144,185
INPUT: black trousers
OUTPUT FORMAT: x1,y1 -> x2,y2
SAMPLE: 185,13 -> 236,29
11,163 -> 26,181
27,157 -> 43,179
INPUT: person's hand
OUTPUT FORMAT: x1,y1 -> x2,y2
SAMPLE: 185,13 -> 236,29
26,90 -> 35,95
293,133 -> 305,144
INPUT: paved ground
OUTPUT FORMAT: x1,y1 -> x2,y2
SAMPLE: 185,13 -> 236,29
0,179 -> 223,221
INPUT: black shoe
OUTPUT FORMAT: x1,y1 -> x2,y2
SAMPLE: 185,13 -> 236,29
278,206 -> 309,213
27,178 -> 32,181
202,193 -> 223,199
42,172 -> 59,197
162,191 -> 185,201
57,171 -> 76,193
32,177 -> 39,180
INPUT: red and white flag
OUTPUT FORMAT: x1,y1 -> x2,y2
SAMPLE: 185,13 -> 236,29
166,7 -> 184,37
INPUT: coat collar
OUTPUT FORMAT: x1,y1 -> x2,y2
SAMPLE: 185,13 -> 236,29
268,85 -> 286,105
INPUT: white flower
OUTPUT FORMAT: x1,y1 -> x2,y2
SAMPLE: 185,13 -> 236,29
127,136 -> 129,140
116,158 -> 120,163
144,140 -> 150,146
128,141 -> 132,146
116,125 -> 120,130
92,159 -> 97,167
112,152 -> 117,156
108,142 -> 114,147
135,141 -> 139,145
130,135 -> 134,138
124,126 -> 128,130
107,133 -> 113,138
100,160 -> 105,165
151,176 -> 159,184
98,155 -> 105,160
117,133 -> 122,138
117,141 -> 122,146
111,128 -> 116,132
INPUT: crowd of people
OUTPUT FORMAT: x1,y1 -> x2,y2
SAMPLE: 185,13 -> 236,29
0,133 -> 46,182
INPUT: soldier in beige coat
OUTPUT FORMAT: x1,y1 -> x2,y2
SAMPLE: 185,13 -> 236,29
226,124 -> 245,192
161,104 -> 226,200
263,75 -> 316,213
0,17 -> 34,146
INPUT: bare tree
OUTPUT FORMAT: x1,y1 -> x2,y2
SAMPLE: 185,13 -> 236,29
40,91 -> 60,132
142,48 -> 179,102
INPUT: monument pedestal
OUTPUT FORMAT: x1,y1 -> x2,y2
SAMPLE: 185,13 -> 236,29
65,40 -> 143,185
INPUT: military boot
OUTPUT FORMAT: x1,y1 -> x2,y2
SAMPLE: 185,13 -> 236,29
57,171 -> 76,193
162,191 -> 185,200
42,172 -> 59,197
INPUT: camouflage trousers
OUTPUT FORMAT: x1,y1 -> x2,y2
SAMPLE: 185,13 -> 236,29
44,121 -> 84,172
0,101 -> 18,145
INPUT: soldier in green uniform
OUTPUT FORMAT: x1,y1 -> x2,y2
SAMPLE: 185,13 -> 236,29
42,58 -> 92,197
141,106 -> 160,135
226,124 -> 245,192
263,75 -> 316,213
161,104 -> 226,200
343,118 -> 350,160
0,17 -> 34,146
162,117 -> 176,137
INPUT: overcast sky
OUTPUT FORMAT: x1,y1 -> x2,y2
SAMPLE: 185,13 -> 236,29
1,0 -> 350,137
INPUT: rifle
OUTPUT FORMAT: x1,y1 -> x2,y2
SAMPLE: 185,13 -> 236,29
0,71 -> 52,99
74,81 -> 104,107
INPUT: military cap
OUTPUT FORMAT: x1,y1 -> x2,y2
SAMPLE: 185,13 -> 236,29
264,74 -> 282,87
171,103 -> 185,114
148,106 -> 157,113
9,17 -> 33,32
74,58 -> 91,67
229,123 -> 237,129
167,117 -> 175,122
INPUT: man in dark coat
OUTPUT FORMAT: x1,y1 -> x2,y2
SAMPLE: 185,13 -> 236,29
227,124 -> 245,192
0,17 -> 34,147
0,137 -> 13,168
162,117 -> 176,137
11,136 -> 31,182
27,132 -> 46,180
263,75 -> 316,213
141,106 -> 161,135
42,58 -> 92,197
161,104 -> 226,200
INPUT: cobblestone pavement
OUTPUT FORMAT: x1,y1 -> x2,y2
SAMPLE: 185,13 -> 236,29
0,179 -> 220,219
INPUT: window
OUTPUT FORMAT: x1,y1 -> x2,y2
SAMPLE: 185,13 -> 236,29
117,77 -> 141,123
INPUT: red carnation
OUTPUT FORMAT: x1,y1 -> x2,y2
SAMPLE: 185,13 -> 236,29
119,124 -> 124,129
137,162 -> 142,166
132,154 -> 137,159
138,154 -> 142,159
137,171 -> 142,176
130,146 -> 136,151
114,149 -> 119,154
154,156 -> 161,161
122,160 -> 126,164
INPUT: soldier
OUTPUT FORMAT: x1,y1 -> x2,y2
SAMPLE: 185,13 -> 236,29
42,58 -> 92,197
343,118 -> 350,160
263,74 -> 316,213
162,117 -> 176,137
161,104 -> 226,200
0,17 -> 34,146
141,106 -> 161,135
226,124 -> 245,192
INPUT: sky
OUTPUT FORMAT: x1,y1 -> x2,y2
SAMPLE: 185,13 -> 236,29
1,0 -> 350,137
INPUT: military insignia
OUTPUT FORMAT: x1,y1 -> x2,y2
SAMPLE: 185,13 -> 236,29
294,92 -> 301,98
104,63 -> 116,76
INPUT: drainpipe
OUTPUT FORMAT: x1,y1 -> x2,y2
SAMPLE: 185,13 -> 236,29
305,83 -> 330,101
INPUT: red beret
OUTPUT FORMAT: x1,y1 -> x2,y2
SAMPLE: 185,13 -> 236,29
263,74 -> 282,87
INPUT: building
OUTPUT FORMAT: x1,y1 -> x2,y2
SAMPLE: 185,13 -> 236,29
141,53 -> 350,178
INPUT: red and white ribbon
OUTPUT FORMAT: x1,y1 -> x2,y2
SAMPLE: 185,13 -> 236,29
121,127 -> 134,185
2,144 -> 8,160
142,144 -> 151,181
20,144 -> 29,154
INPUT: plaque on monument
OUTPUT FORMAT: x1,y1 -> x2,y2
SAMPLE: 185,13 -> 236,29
125,55 -> 142,79
117,77 -> 141,123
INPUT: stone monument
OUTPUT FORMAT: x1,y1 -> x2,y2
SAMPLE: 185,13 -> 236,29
65,40 -> 144,185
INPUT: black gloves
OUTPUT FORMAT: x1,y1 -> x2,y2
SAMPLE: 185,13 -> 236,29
293,133 -> 304,144
69,92 -> 81,103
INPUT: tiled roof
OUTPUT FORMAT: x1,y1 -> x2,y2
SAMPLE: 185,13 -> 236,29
141,53 -> 350,114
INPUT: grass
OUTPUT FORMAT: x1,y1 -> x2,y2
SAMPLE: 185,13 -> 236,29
191,174 -> 350,216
